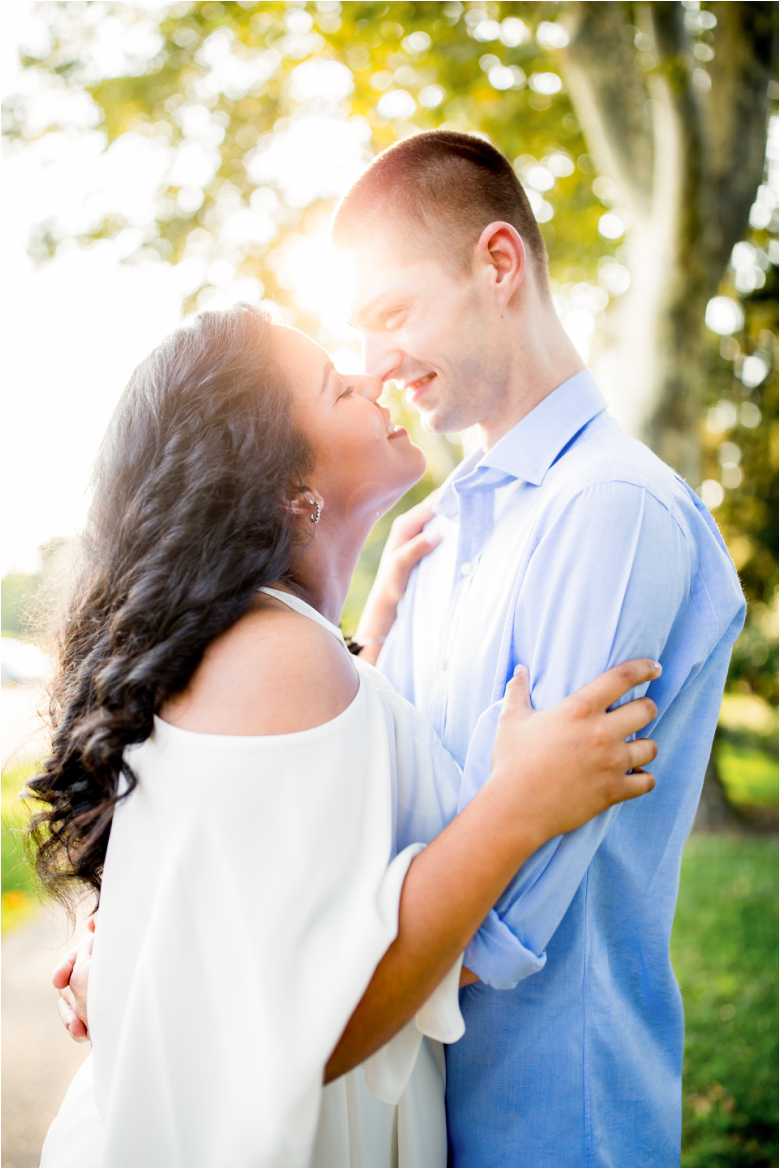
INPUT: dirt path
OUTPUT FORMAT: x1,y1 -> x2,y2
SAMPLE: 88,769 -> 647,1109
2,903 -> 91,1168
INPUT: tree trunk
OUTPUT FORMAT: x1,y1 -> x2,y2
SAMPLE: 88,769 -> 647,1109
561,0 -> 777,484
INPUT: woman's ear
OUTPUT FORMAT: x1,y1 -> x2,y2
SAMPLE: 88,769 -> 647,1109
474,221 -> 526,307
288,489 -> 325,525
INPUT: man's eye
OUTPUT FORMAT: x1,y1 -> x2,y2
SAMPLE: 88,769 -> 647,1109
383,308 -> 406,329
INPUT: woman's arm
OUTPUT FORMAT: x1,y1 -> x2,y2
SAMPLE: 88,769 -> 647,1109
325,659 -> 659,1080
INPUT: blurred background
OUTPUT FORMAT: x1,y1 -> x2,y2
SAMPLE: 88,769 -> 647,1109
1,2 -> 777,1166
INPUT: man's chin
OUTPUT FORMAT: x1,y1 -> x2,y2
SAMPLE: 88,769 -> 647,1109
418,405 -> 463,435
414,398 -> 445,432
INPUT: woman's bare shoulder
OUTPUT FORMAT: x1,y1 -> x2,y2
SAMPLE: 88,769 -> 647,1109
161,597 -> 358,736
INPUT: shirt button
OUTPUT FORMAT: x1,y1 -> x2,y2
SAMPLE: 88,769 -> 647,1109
439,656 -> 449,671
460,561 -> 473,576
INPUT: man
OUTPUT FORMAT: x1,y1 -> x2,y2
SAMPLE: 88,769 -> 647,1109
330,130 -> 745,1168
58,130 -> 744,1168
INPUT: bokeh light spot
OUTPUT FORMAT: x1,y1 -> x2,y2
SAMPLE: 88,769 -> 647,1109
705,296 -> 745,336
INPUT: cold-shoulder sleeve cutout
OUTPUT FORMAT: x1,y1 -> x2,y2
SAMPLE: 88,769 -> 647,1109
160,603 -> 359,736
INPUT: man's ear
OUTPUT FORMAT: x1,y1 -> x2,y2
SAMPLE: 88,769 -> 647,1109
474,221 -> 526,307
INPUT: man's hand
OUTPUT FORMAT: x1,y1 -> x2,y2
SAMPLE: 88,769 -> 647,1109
53,916 -> 94,1042
356,496 -> 441,663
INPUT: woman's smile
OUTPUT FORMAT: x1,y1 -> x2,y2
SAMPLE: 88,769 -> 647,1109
274,325 -> 426,521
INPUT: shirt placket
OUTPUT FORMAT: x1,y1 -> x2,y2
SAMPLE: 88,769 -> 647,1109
430,477 -> 497,740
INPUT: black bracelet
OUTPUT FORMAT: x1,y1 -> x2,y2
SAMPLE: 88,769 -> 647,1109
345,634 -> 387,655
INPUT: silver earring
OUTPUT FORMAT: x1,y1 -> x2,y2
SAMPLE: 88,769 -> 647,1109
308,497 -> 321,525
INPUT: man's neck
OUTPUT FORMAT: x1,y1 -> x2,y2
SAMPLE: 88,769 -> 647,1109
478,314 -> 586,451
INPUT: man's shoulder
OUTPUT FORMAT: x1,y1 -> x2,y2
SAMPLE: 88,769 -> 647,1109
544,413 -> 688,519
535,414 -> 745,625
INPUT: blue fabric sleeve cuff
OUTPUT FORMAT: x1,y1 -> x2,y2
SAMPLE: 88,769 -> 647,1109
466,908 -> 547,990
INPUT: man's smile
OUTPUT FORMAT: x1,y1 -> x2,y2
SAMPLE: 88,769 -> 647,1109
404,371 -> 437,404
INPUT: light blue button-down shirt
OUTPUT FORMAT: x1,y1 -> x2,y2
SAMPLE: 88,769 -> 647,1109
380,371 -> 745,1169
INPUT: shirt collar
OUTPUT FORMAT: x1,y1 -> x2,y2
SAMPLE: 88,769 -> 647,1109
434,371 -> 606,521
479,370 -> 606,486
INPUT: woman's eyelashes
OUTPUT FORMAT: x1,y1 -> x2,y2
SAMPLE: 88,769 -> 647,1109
337,383 -> 354,400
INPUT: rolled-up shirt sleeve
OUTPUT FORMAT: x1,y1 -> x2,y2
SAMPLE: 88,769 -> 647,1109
459,481 -> 694,989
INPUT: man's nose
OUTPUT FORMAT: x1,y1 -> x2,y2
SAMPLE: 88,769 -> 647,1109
362,333 -> 403,385
355,373 -> 383,402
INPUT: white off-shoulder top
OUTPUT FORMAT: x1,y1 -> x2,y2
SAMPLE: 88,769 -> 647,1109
41,588 -> 464,1168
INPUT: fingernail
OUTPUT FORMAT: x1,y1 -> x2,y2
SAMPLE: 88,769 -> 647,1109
654,661 -> 662,675
514,664 -> 528,678
427,533 -> 442,546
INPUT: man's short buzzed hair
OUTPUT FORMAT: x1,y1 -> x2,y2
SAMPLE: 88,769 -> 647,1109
331,129 -> 549,284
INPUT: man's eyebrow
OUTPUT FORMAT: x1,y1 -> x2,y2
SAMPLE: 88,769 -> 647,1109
320,361 -> 334,393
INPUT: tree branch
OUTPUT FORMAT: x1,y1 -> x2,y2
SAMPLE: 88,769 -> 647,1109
706,1 -> 777,271
648,3 -> 709,286
561,1 -> 655,215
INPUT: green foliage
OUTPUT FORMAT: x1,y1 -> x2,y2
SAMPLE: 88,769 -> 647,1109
717,742 -> 779,808
700,238 -> 778,708
1,763 -> 42,933
6,2 -> 609,336
2,821 -> 37,895
1,571 -> 40,639
672,835 -> 778,1169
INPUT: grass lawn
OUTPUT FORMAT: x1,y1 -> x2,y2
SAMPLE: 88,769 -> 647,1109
672,835 -> 778,1169
2,762 -> 43,932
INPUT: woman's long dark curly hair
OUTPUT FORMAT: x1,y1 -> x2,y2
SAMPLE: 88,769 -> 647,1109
27,303 -> 313,905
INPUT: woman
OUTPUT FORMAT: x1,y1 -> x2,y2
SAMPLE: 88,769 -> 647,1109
32,304 -> 659,1167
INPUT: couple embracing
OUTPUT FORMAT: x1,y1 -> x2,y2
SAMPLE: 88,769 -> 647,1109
35,131 -> 744,1169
